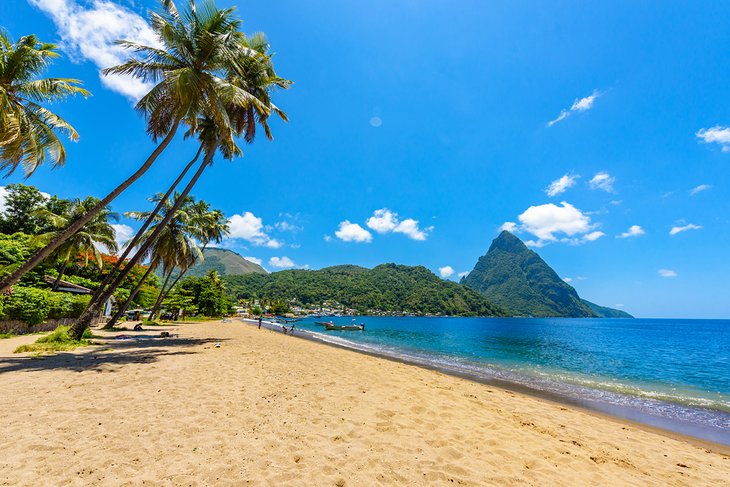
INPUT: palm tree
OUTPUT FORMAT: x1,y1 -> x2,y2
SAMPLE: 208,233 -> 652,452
69,3 -> 290,339
44,197 -> 119,289
104,193 -> 202,328
0,0 -> 261,293
0,31 -> 89,177
149,201 -> 229,319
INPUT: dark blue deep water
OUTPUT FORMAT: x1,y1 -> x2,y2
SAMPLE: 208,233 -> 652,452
287,317 -> 730,444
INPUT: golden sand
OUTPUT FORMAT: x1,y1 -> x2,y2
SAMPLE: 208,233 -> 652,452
0,321 -> 728,486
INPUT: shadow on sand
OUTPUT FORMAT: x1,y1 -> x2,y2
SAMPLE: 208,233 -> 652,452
0,335 -> 228,374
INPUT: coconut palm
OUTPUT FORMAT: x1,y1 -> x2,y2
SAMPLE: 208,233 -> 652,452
44,197 -> 119,289
104,193 -> 203,328
0,31 -> 89,177
0,0 -> 263,293
69,3 -> 290,339
149,201 -> 229,319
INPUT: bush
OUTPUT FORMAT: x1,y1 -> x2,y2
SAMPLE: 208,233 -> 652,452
2,287 -> 51,325
0,287 -> 92,325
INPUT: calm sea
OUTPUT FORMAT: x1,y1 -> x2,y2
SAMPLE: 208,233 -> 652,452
285,317 -> 730,445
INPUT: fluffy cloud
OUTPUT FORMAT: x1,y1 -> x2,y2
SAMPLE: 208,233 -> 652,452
0,186 -> 8,213
508,201 -> 603,247
28,0 -> 159,101
335,221 -> 372,243
244,256 -> 263,266
268,256 -> 297,269
547,90 -> 600,127
366,209 -> 398,233
438,266 -> 455,278
111,223 -> 134,250
365,208 -> 431,241
228,212 -> 281,248
546,174 -> 578,197
617,225 -> 645,238
500,221 -> 518,232
589,172 -> 615,192
658,269 -> 677,278
696,126 -> 730,152
669,223 -> 702,236
518,202 -> 592,241
689,184 -> 712,196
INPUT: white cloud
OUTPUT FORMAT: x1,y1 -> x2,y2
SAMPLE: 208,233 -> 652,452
111,223 -> 134,251
689,184 -> 712,196
365,208 -> 431,240
438,266 -> 455,278
268,256 -> 297,269
500,221 -> 517,232
547,90 -> 600,127
28,0 -> 159,101
589,172 -> 616,192
394,219 -> 430,241
0,186 -> 8,213
518,202 -> 592,241
617,225 -> 645,238
323,235 -> 332,242
244,256 -> 263,266
696,126 -> 730,152
546,174 -> 579,197
228,212 -> 282,248
369,116 -> 382,127
563,277 -> 573,283
658,269 -> 677,278
511,201 -> 603,247
669,223 -> 702,236
366,209 -> 398,233
457,271 -> 469,279
335,221 -> 372,243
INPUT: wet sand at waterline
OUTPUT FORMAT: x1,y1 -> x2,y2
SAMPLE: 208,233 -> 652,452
0,321 -> 728,486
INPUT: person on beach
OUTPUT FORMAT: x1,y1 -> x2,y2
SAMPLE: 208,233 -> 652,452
258,317 -> 262,329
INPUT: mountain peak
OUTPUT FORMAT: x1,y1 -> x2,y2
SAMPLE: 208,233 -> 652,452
489,230 -> 528,253
462,232 -> 631,318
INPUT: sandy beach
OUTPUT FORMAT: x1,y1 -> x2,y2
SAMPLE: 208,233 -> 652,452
0,321 -> 728,486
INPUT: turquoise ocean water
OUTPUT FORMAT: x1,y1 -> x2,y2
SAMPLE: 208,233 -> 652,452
284,317 -> 730,445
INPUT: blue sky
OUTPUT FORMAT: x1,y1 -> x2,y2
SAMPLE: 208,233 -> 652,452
2,0 -> 730,318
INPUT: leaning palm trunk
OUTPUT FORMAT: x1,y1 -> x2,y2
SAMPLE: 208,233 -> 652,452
0,121 -> 180,293
70,146 -> 214,339
147,270 -> 174,321
52,261 -> 68,291
84,145 -> 203,313
103,264 -> 156,329
149,241 -> 208,320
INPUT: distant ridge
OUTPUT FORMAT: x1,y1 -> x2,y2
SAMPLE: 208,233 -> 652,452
461,231 -> 632,318
224,263 -> 506,316
185,248 -> 268,277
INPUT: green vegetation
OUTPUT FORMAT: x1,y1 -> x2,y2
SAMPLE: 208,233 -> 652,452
163,270 -> 232,319
13,325 -> 94,354
581,299 -> 633,318
0,287 -> 90,325
0,0 -> 290,346
182,248 -> 267,277
225,264 -> 505,316
462,231 -> 632,318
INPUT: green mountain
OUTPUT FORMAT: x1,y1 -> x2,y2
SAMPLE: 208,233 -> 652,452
461,231 -> 631,318
185,248 -> 268,277
581,299 -> 633,318
224,263 -> 506,316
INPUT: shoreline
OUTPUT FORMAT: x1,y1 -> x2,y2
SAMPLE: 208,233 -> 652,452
245,318 -> 730,452
1,320 -> 729,485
